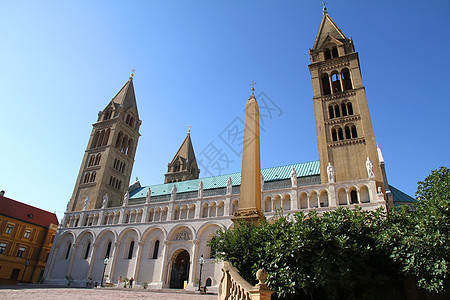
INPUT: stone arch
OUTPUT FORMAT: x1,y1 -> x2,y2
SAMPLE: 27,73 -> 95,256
168,224 -> 195,241
264,195 -> 272,212
338,187 -> 347,205
209,201 -> 217,218
168,248 -> 191,289
359,185 -> 370,203
299,191 -> 308,209
231,199 -> 239,214
319,190 -> 329,207
309,191 -> 318,208
202,202 -> 209,218
188,203 -> 196,219
348,186 -> 359,204
71,231 -> 94,280
273,194 -> 281,211
216,201 -> 225,217
282,194 -> 291,211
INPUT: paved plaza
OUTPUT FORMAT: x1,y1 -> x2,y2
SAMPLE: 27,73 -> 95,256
0,287 -> 217,300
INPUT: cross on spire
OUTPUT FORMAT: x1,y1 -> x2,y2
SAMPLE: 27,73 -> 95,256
250,80 -> 257,93
321,1 -> 328,15
188,124 -> 191,134
130,67 -> 136,78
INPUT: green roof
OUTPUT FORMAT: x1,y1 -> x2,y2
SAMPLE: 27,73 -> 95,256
389,185 -> 416,204
130,160 -> 320,200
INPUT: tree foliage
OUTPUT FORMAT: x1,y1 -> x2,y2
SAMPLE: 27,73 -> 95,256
209,167 -> 450,298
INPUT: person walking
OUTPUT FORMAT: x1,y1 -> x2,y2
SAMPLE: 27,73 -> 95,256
117,276 -> 122,288
129,277 -> 134,288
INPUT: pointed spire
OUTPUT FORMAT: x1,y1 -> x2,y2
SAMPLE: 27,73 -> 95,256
311,10 -> 350,51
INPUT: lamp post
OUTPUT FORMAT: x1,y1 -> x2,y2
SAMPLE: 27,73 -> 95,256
197,255 -> 205,291
20,259 -> 30,283
101,257 -> 109,287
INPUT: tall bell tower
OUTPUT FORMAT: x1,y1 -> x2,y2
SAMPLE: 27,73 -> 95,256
308,7 -> 384,190
69,74 -> 141,211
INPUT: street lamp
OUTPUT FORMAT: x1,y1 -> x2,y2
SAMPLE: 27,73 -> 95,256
101,257 -> 109,287
197,255 -> 205,291
20,259 -> 30,283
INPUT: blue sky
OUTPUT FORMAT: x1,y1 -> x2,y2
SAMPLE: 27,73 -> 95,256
1,1 -> 449,221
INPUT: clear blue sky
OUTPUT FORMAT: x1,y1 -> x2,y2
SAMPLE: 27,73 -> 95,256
1,1 -> 449,221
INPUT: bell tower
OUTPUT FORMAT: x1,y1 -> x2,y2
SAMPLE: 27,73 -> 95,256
308,8 -> 384,190
69,74 -> 141,211
164,128 -> 200,183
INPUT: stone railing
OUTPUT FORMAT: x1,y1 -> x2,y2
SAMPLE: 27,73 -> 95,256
219,261 -> 274,300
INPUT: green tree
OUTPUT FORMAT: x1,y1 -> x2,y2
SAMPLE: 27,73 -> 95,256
381,166 -> 450,293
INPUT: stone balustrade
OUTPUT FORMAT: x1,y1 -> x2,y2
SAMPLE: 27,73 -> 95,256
219,261 -> 274,300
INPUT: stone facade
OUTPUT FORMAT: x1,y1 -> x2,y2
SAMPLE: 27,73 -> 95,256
43,13 -> 394,290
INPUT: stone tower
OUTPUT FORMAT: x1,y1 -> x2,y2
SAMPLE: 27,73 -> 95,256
308,8 -> 384,191
164,130 -> 200,183
69,75 -> 141,211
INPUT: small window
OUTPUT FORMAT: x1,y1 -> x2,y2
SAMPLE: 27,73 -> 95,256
84,242 -> 91,259
65,243 -> 72,259
24,230 -> 31,239
5,224 -> 13,234
0,242 -> 7,254
127,241 -> 134,259
17,246 -> 26,258
105,242 -> 112,259
152,240 -> 160,259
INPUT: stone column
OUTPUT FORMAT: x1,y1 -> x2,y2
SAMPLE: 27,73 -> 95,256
108,242 -> 120,281
86,243 -> 99,278
66,244 -> 78,277
291,188 -> 299,211
133,241 -> 144,280
142,207 -> 148,223
329,184 -> 337,207
188,240 -> 198,285
160,241 -> 170,287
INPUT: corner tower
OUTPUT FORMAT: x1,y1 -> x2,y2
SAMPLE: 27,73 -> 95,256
69,75 -> 141,211
308,9 -> 384,190
164,129 -> 200,183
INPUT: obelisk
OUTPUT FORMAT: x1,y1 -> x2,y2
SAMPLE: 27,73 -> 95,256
232,83 -> 263,223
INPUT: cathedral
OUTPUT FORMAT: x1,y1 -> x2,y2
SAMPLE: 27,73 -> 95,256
43,10 -> 414,290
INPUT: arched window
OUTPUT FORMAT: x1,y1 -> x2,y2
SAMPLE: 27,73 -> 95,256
331,72 -> 342,93
351,125 -> 358,138
321,74 -> 331,95
96,130 -> 105,148
206,278 -> 212,287
88,155 -> 95,167
347,102 -> 354,115
337,127 -> 344,141
104,109 -> 113,121
341,68 -> 353,90
324,48 -> 331,60
102,128 -> 110,146
125,114 -> 131,125
91,131 -> 99,149
332,128 -> 338,142
328,105 -> 334,119
350,190 -> 358,204
129,117 -> 135,128
95,153 -> 101,165
334,104 -> 340,118
83,172 -> 90,183
331,46 -> 339,58
84,242 -> 91,259
105,241 -> 112,258
115,131 -> 123,148
345,125 -> 351,139
341,103 -> 348,116
127,241 -> 134,259
121,136 -> 129,153
126,139 -> 133,156
90,172 -> 96,182
65,243 -> 71,259
152,240 -> 159,259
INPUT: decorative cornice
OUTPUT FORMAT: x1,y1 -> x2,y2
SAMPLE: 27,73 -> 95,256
328,137 -> 365,148
325,115 -> 361,126
318,90 -> 357,102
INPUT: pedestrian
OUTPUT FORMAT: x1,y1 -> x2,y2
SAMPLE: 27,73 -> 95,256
89,277 -> 93,287
117,276 -> 122,288
129,277 -> 134,288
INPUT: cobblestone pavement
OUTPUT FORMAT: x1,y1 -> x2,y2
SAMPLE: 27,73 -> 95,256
0,287 -> 217,300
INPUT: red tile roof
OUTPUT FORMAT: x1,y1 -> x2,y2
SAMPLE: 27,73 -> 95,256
0,195 -> 59,228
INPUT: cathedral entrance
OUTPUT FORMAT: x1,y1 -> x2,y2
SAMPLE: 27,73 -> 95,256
169,249 -> 190,289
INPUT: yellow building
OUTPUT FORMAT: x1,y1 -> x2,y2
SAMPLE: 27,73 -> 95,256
0,192 -> 58,284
